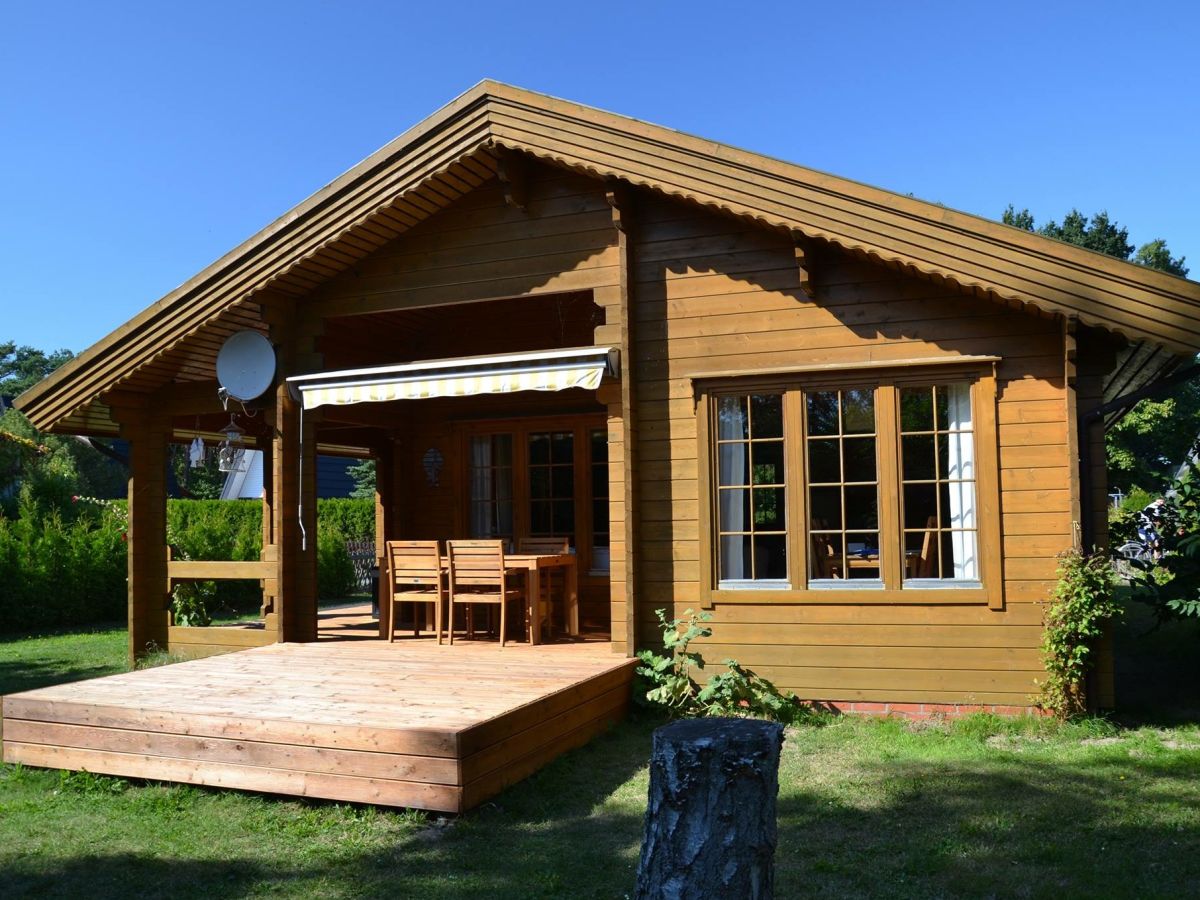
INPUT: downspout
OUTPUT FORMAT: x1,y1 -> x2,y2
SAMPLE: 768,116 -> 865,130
1078,362 -> 1200,550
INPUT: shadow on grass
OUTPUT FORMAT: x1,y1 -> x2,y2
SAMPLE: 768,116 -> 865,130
775,749 -> 1200,899
0,656 -> 124,696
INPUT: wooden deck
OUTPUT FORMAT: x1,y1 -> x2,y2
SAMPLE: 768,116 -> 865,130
0,609 -> 635,813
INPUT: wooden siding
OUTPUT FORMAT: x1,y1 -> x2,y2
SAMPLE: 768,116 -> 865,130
628,194 -> 1072,706
1,637 -> 636,813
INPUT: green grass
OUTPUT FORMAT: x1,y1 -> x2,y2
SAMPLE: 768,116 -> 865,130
2,629 -> 1200,898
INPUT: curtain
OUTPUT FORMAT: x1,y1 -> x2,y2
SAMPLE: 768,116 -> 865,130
944,384 -> 978,579
718,441 -> 747,580
469,437 -> 493,538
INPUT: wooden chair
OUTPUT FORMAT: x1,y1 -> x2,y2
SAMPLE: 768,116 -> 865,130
447,540 -> 526,646
915,517 -> 939,578
811,532 -> 840,580
517,537 -> 570,638
385,540 -> 444,644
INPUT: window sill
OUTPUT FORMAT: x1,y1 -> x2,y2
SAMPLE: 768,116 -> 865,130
708,586 -> 996,606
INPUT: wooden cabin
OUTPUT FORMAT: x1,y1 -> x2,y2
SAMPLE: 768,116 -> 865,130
5,82 -> 1200,808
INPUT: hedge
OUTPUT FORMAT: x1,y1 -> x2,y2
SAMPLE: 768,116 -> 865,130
0,498 -> 375,633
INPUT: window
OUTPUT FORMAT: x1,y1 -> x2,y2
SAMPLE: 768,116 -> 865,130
715,393 -> 787,585
703,367 -> 997,603
463,416 -> 609,575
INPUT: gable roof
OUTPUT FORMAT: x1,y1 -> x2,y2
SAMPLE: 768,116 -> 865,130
18,80 -> 1200,432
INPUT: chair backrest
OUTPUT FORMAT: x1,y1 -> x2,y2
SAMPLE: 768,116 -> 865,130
917,517 -> 938,578
386,540 -> 442,588
447,539 -> 506,590
517,537 -> 570,555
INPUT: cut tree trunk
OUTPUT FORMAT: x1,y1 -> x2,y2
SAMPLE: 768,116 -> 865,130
635,717 -> 784,900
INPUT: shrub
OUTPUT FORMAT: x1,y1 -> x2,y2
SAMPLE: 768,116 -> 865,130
317,498 -> 374,541
1037,550 -> 1120,719
635,608 -> 811,725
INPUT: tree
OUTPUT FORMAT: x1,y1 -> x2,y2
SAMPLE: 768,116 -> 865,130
347,458 -> 376,500
1001,205 -> 1188,277
0,342 -> 75,398
1001,206 -> 1196,496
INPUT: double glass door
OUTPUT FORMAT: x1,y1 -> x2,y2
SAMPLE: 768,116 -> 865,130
466,419 -> 608,573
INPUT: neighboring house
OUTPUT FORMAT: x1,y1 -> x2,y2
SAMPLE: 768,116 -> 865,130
220,450 -> 358,499
15,81 -> 1200,714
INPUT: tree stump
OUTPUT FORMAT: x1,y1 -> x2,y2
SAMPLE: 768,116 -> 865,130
635,717 -> 784,900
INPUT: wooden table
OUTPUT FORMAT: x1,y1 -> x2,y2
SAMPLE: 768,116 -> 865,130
377,552 -> 579,645
504,553 -> 579,645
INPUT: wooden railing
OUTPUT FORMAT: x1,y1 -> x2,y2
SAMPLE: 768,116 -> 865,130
165,545 -> 277,589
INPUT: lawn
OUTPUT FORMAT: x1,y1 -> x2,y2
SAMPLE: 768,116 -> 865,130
2,628 -> 1200,898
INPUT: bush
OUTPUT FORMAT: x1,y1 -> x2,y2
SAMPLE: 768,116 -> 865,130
0,497 -> 377,631
1038,550 -> 1120,719
0,506 -> 127,632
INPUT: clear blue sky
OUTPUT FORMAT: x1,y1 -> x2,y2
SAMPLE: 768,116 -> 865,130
3,1 -> 1198,353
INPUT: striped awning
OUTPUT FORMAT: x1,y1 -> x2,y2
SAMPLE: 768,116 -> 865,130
286,346 -> 619,411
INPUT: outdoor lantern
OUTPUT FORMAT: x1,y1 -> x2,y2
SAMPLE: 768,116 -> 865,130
217,416 -> 246,473
422,447 -> 443,487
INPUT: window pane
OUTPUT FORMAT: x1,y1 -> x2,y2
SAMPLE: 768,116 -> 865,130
492,435 -> 513,465
753,487 -> 785,530
811,533 -> 841,579
809,486 -> 842,529
807,439 -> 840,483
904,483 -> 937,529
755,534 -> 787,579
751,394 -> 783,439
592,500 -> 608,533
900,386 -> 934,432
846,532 -> 881,579
752,441 -> 785,485
842,437 -> 876,483
902,434 -> 936,481
842,389 -> 875,434
529,433 -> 550,465
590,430 -> 608,462
720,534 -> 752,580
943,431 -> 974,480
592,466 -> 608,498
531,502 -> 550,534
940,483 -> 976,530
552,500 -> 574,534
552,432 -> 574,464
719,488 -> 751,532
551,466 -> 573,497
530,467 -> 550,499
497,502 -> 513,536
944,531 -> 979,580
807,392 -> 839,435
717,396 -> 749,440
719,443 -> 750,486
844,486 -> 878,530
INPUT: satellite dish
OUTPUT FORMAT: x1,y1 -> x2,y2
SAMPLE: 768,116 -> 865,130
216,331 -> 276,402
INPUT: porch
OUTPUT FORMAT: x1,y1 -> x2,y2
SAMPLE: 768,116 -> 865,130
1,606 -> 636,813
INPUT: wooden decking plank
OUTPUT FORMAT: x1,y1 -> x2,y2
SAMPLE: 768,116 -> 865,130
3,742 -> 463,812
3,720 -> 461,785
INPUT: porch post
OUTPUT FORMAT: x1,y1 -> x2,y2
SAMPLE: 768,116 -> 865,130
116,407 -> 171,662
272,376 -> 318,642
266,301 -> 321,643
374,437 -> 395,638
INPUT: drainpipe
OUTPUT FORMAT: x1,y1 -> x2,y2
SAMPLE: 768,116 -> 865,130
1078,362 -> 1200,550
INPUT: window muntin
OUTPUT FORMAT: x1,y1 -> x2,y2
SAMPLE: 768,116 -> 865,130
715,393 -> 787,586
806,389 -> 882,586
899,384 -> 979,584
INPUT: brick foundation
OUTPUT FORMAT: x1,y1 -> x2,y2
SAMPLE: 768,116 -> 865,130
818,701 -> 1046,720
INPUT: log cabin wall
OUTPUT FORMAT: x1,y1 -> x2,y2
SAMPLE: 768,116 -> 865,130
628,193 -> 1075,707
